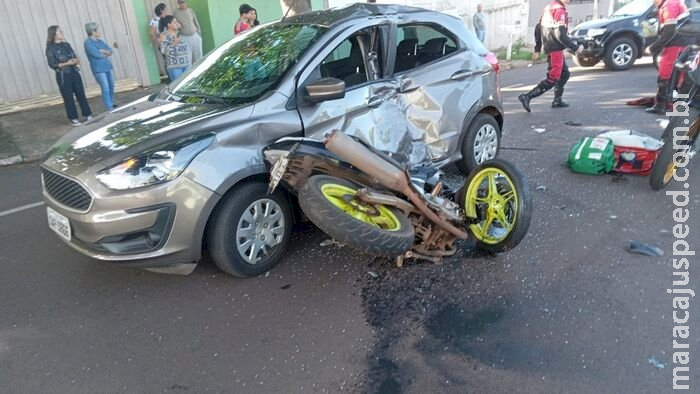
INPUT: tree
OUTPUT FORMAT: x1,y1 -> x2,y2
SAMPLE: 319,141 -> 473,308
280,0 -> 312,16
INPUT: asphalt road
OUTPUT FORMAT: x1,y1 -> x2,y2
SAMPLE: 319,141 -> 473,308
1,58 -> 699,393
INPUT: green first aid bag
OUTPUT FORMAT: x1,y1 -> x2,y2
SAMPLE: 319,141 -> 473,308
567,137 -> 615,175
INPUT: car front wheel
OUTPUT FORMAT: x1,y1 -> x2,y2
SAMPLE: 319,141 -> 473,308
603,37 -> 638,71
456,113 -> 501,175
208,182 -> 292,277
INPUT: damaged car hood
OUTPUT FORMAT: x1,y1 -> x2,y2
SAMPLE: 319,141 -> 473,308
43,98 -> 242,176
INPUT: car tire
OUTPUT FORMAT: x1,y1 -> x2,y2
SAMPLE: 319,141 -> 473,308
208,182 -> 292,277
298,175 -> 414,257
603,37 -> 638,71
456,113 -> 501,175
573,54 -> 600,67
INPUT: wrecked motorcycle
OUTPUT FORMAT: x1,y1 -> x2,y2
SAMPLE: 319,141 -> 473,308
263,130 -> 532,265
649,44 -> 700,190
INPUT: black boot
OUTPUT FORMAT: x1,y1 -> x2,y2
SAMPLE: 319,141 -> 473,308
552,86 -> 569,108
646,78 -> 669,114
518,85 -> 546,113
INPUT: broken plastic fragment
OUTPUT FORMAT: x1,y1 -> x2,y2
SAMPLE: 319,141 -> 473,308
648,356 -> 666,369
627,240 -> 664,257
320,239 -> 344,247
565,121 -> 582,126
534,128 -> 546,133
536,185 -> 547,192
368,271 -> 379,279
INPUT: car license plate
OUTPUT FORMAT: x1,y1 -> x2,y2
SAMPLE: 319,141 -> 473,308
47,207 -> 71,242
269,154 -> 290,193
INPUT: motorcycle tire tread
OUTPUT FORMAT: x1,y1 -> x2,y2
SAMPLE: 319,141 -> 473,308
298,175 -> 415,257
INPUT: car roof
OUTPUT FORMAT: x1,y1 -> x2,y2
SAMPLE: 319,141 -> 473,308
279,3 -> 427,27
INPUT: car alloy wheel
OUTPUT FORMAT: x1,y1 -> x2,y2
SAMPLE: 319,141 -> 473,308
612,43 -> 633,66
236,198 -> 286,264
473,124 -> 499,165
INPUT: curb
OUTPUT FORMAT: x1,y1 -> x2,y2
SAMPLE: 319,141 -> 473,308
0,154 -> 23,166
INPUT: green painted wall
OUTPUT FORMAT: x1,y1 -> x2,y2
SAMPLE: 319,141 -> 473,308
199,0 -> 327,53
132,0 -> 160,85
132,0 -> 327,86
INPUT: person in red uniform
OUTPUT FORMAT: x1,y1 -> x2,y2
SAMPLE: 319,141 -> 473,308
645,0 -> 689,114
519,0 -> 583,112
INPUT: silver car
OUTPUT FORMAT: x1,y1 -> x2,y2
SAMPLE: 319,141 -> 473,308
41,4 -> 503,277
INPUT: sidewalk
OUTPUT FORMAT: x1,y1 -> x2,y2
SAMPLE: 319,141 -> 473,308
0,84 -> 162,166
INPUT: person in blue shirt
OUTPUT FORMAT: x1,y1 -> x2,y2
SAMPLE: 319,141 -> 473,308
84,22 -> 116,111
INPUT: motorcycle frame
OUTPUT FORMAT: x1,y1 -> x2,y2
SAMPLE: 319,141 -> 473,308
263,137 -> 473,260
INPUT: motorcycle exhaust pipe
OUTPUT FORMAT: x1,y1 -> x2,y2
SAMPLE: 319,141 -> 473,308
324,130 -> 469,240
324,130 -> 409,192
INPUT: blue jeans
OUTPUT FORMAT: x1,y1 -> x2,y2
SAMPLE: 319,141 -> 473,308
476,29 -> 485,43
167,67 -> 187,82
93,71 -> 115,111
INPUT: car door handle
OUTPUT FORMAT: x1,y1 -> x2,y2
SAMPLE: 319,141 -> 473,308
450,69 -> 476,80
367,96 -> 384,108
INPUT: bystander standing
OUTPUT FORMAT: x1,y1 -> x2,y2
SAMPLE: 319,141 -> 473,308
160,15 -> 190,81
473,4 -> 486,43
173,0 -> 202,63
84,22 -> 116,111
149,3 -> 168,78
45,25 -> 92,126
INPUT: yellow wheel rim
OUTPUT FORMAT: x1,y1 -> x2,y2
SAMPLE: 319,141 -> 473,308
465,168 -> 518,244
663,161 -> 677,184
321,183 -> 402,231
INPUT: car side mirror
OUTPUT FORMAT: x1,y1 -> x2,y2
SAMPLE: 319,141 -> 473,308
303,77 -> 346,103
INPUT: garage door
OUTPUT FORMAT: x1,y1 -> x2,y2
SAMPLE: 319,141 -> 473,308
0,0 -> 140,102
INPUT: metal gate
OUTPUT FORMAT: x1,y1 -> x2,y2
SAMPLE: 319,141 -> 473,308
0,0 -> 140,102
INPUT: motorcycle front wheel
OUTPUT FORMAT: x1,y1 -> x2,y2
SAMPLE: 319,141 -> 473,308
457,159 -> 532,253
649,108 -> 699,191
298,175 -> 415,257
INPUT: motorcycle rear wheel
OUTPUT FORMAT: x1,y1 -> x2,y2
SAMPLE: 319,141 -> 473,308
298,175 -> 414,257
457,159 -> 532,253
649,109 -> 699,191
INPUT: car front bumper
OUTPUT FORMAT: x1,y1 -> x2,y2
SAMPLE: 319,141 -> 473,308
571,36 -> 605,57
42,168 -> 219,268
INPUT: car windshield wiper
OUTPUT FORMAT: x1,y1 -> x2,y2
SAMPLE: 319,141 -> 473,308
174,91 -> 234,106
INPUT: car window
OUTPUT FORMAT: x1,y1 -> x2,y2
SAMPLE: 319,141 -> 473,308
394,24 -> 458,73
320,35 -> 368,88
170,23 -> 326,105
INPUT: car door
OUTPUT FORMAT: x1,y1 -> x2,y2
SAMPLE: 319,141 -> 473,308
391,22 -> 490,162
296,23 -> 418,165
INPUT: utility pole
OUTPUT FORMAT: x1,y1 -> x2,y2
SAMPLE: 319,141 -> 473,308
593,0 -> 599,19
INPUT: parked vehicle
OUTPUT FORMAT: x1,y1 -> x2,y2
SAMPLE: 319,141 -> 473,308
649,11 -> 700,190
40,4 -> 504,277
569,0 -> 695,71
262,130 -> 531,271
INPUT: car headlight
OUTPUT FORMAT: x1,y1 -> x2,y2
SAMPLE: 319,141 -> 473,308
587,28 -> 606,38
96,134 -> 214,190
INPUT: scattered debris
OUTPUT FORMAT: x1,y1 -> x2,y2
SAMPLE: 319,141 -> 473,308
280,284 -> 291,290
609,215 -> 617,220
264,271 -> 270,277
534,128 -> 546,133
656,118 -> 670,128
627,240 -> 664,257
320,239 -> 345,247
565,121 -> 582,126
536,185 -> 547,192
368,271 -> 380,279
648,356 -> 667,369
555,205 -> 567,210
